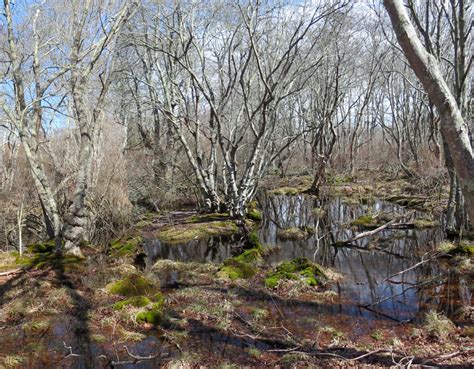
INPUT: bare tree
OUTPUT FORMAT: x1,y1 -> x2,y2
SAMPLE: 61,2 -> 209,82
383,0 -> 474,223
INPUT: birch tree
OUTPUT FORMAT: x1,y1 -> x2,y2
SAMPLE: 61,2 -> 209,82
1,0 -> 136,255
383,0 -> 474,224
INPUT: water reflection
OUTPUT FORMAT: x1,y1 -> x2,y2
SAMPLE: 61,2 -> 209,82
144,194 -> 471,323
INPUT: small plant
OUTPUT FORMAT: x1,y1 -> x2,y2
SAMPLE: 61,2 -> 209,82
251,308 -> 269,322
247,347 -> 262,358
423,310 -> 455,340
370,329 -> 384,341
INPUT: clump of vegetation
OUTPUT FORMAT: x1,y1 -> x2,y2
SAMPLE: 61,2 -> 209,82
438,241 -> 474,257
217,260 -> 257,281
269,186 -> 301,195
23,319 -> 50,334
136,300 -> 165,325
217,246 -> 262,281
413,218 -> 439,228
423,310 -> 455,340
15,242 -> 84,271
277,227 -> 314,240
247,208 -> 263,222
370,329 -> 384,341
26,240 -> 55,253
247,347 -> 262,358
0,251 -> 19,272
350,214 -> 378,229
156,219 -> 238,243
449,243 -> 474,256
106,274 -> 157,297
264,258 -> 326,288
251,308 -> 269,322
437,241 -> 457,254
312,207 -> 325,217
245,231 -> 263,250
112,296 -> 151,310
246,201 -> 263,221
109,236 -> 143,257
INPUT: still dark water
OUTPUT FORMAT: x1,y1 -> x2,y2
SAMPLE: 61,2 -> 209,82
144,194 -> 471,324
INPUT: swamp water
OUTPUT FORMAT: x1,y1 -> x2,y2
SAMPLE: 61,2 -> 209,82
144,194 -> 472,328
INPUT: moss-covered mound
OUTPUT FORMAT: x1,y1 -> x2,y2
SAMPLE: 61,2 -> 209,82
246,201 -> 263,222
277,227 -> 314,240
107,273 -> 165,325
413,218 -> 439,229
217,247 -> 262,281
156,217 -> 238,243
135,300 -> 165,325
264,258 -> 326,288
106,274 -> 157,297
350,215 -> 379,229
112,296 -> 151,310
448,244 -> 474,256
109,236 -> 143,257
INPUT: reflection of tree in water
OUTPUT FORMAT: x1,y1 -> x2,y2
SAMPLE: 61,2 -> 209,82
258,194 -> 456,322
144,193 -> 465,322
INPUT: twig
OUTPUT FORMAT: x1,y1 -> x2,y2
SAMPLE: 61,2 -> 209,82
123,345 -> 163,360
63,342 -> 81,358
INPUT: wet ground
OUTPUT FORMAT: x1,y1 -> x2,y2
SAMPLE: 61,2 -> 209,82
0,193 -> 472,368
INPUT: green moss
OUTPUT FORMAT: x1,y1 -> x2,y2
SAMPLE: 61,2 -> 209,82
370,330 -> 384,341
269,186 -> 301,196
413,219 -> 439,228
23,319 -> 50,333
218,262 -> 256,280
188,213 -> 231,223
448,244 -> 474,256
91,334 -> 107,343
136,298 -> 165,325
109,236 -> 143,257
246,208 -> 263,221
15,248 -> 84,270
277,227 -> 307,240
156,220 -> 238,243
328,174 -> 354,185
27,240 -> 55,254
246,231 -> 262,250
233,248 -> 261,263
350,215 -> 378,229
112,296 -> 151,310
264,258 -> 326,288
106,274 -> 156,297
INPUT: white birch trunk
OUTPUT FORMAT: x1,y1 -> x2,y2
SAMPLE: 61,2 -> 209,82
384,0 -> 474,223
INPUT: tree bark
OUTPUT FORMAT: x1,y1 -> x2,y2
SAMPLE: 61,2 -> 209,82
383,0 -> 474,223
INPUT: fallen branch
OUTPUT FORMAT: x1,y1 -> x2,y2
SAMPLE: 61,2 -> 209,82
63,342 -> 81,358
335,210 -> 416,246
0,268 -> 22,276
421,348 -> 473,364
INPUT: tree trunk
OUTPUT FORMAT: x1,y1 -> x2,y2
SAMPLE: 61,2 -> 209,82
384,0 -> 474,224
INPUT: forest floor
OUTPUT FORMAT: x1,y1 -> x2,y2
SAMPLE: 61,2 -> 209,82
0,172 -> 473,368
